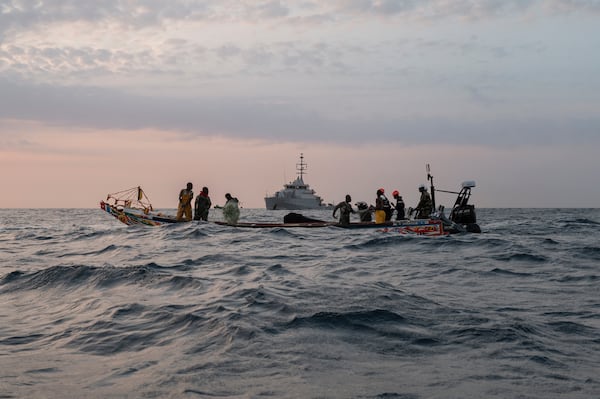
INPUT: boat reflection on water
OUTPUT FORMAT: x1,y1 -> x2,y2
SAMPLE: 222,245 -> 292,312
264,154 -> 333,210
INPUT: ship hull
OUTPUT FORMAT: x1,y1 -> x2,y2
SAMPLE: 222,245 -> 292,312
265,154 -> 332,210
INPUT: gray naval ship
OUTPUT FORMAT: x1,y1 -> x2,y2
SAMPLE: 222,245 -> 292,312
265,154 -> 333,210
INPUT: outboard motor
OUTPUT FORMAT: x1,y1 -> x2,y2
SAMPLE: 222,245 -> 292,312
449,181 -> 481,233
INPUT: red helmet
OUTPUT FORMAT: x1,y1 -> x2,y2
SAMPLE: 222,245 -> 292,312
379,188 -> 385,193
392,190 -> 399,197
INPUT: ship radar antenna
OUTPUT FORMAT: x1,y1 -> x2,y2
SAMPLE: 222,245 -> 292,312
296,153 -> 307,181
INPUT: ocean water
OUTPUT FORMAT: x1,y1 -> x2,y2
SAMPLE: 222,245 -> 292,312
1,208 -> 599,398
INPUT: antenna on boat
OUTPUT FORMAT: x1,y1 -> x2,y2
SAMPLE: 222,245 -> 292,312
296,153 -> 307,181
427,164 -> 436,210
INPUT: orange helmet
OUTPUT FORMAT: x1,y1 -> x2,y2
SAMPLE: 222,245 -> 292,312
392,190 -> 399,197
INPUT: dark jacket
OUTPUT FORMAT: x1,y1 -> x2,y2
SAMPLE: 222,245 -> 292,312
194,193 -> 212,221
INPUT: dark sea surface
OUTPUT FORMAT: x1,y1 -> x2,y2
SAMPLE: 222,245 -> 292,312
1,208 -> 599,398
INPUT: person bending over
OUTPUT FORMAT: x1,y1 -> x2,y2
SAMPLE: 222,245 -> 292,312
333,194 -> 355,225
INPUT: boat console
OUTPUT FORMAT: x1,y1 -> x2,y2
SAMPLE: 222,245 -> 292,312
448,181 -> 480,233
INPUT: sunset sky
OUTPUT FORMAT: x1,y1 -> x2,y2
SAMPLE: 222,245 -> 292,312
1,1 -> 599,209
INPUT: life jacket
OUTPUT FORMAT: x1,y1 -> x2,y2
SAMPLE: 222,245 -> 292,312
380,194 -> 391,210
419,192 -> 432,209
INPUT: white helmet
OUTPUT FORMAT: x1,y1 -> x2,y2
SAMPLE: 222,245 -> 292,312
418,184 -> 427,191
355,201 -> 368,210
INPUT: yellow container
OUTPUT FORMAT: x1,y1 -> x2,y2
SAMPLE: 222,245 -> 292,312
375,210 -> 386,224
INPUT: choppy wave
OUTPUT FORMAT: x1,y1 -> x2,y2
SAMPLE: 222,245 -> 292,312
0,208 -> 599,398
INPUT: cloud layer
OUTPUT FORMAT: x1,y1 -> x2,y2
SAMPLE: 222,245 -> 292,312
1,0 -> 599,147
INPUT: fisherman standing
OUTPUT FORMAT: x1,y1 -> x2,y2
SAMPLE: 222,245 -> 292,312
223,193 -> 240,224
333,194 -> 355,225
194,186 -> 212,221
392,190 -> 405,220
415,184 -> 433,219
375,188 -> 393,223
177,182 -> 194,221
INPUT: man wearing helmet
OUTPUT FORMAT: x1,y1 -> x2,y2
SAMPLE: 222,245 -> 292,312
355,201 -> 374,222
415,184 -> 433,219
392,190 -> 405,220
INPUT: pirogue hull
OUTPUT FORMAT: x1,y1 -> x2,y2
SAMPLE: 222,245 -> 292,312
101,201 -> 447,235
100,201 -> 181,226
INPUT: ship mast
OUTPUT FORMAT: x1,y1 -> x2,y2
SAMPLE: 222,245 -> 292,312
296,153 -> 307,181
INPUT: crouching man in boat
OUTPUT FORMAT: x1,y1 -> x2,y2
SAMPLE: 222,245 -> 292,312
194,186 -> 212,221
333,194 -> 355,225
177,182 -> 194,221
356,201 -> 374,222
414,184 -> 433,219
223,193 -> 240,224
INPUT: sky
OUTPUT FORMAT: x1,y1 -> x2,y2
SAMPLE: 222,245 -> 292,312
1,0 -> 599,209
